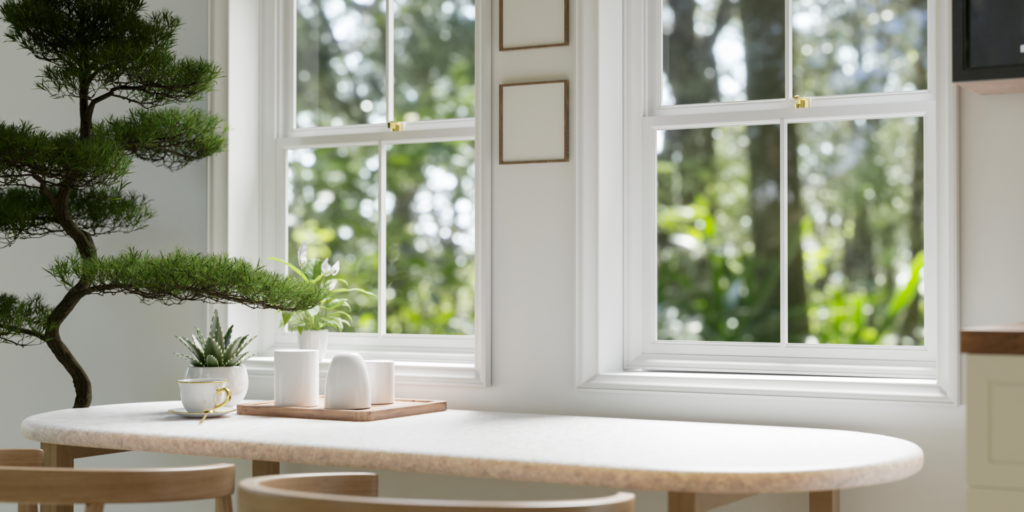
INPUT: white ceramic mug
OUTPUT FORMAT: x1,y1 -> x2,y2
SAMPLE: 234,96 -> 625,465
178,379 -> 232,413
274,349 -> 320,407
365,360 -> 395,405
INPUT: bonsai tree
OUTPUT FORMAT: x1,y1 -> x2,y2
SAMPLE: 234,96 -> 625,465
0,0 -> 328,408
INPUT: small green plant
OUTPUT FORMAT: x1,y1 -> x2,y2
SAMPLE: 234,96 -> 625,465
270,242 -> 371,334
175,309 -> 254,367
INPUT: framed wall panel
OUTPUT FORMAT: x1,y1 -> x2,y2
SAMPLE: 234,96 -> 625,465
499,80 -> 569,164
499,0 -> 569,51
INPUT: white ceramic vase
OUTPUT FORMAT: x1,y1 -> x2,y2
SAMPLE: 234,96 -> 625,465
324,353 -> 371,410
298,329 -> 329,361
184,365 -> 248,409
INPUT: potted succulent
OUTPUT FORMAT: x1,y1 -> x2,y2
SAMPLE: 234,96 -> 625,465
175,309 -> 254,409
271,242 -> 365,360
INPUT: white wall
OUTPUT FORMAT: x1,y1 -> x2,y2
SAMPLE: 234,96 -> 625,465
5,2 -> 1024,512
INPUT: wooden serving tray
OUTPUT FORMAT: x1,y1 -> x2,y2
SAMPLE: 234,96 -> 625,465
236,397 -> 446,422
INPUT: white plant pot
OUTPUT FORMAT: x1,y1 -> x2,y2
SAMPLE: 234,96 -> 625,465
298,330 -> 329,361
184,365 -> 248,409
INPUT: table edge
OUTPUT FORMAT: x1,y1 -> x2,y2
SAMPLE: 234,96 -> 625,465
21,410 -> 925,495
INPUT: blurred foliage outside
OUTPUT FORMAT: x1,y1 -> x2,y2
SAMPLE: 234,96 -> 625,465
658,0 -> 926,345
290,0 -> 475,335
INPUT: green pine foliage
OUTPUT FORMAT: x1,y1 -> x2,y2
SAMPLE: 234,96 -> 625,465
46,248 -> 330,311
1,0 -> 220,109
98,107 -> 226,171
0,121 -> 133,188
0,0 -> 325,408
0,186 -> 153,246
175,309 -> 254,367
0,293 -> 54,346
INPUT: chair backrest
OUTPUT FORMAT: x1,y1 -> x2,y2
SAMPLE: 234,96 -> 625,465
239,473 -> 635,512
0,462 -> 235,505
0,449 -> 43,468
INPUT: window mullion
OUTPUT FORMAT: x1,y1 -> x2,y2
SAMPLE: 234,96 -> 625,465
378,141 -> 388,336
785,0 -> 793,101
386,0 -> 395,122
381,0 -> 395,336
780,119 -> 789,345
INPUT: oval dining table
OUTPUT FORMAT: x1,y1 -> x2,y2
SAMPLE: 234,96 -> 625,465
22,401 -> 923,512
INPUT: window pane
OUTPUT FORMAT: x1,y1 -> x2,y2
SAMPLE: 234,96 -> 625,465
288,146 -> 380,333
793,0 -> 927,97
662,0 -> 785,105
394,0 -> 475,122
297,0 -> 387,128
658,125 -> 781,342
788,118 -> 924,345
386,142 -> 475,334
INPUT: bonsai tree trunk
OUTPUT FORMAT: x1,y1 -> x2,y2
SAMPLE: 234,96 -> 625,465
47,332 -> 92,408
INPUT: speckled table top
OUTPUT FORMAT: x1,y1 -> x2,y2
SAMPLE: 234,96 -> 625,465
22,401 -> 923,494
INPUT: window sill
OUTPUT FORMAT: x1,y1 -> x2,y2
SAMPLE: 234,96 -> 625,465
578,370 -> 954,403
246,356 -> 485,387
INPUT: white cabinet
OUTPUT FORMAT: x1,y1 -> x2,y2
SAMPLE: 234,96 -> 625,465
967,353 -> 1024,509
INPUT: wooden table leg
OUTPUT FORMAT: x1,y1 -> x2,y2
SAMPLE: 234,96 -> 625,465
252,460 -> 280,477
668,492 -> 754,512
40,444 -> 127,512
810,491 -> 840,512
41,444 -> 73,512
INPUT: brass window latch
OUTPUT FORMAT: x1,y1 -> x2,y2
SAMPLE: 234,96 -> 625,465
794,95 -> 811,109
388,121 -> 404,132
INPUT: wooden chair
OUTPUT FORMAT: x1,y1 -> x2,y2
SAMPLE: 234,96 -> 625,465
0,450 -> 45,512
0,448 -> 235,512
239,472 -> 635,512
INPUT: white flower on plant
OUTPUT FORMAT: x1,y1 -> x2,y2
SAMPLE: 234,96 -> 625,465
330,261 -> 340,276
328,280 -> 337,291
321,258 -> 331,275
298,241 -> 308,266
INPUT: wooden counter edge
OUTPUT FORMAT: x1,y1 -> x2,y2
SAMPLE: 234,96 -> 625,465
962,322 -> 1024,354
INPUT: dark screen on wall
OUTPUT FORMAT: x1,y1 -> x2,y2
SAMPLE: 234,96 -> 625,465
968,0 -> 1024,68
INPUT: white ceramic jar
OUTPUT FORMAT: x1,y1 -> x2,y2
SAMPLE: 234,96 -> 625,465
184,365 -> 248,409
324,353 -> 371,410
365,360 -> 395,405
274,349 -> 320,407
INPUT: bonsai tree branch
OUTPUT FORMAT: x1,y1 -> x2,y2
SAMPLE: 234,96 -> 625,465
48,248 -> 331,311
0,186 -> 153,246
0,293 -> 53,346
97,107 -> 226,171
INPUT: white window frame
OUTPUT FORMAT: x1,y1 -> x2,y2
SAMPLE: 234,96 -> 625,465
208,0 -> 491,387
576,0 -> 958,402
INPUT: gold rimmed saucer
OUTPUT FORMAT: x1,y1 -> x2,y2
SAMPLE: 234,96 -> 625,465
168,407 -> 236,419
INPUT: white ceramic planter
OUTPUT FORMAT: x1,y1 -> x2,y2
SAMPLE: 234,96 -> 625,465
298,329 -> 329,361
183,365 -> 248,409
